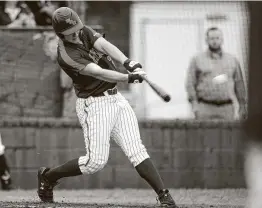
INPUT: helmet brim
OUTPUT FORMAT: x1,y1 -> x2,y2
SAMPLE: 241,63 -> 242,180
60,21 -> 84,36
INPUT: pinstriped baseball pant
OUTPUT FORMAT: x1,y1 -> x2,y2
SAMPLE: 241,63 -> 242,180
76,92 -> 150,174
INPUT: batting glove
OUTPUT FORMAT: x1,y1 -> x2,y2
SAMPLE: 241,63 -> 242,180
123,58 -> 142,72
128,71 -> 146,83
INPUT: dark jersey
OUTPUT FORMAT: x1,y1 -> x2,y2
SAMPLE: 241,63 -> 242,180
57,25 -> 117,98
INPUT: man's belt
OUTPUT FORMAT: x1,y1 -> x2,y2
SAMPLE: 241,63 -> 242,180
92,87 -> 118,97
198,98 -> 232,105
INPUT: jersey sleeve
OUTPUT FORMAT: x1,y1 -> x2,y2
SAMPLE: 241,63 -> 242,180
82,25 -> 103,47
57,40 -> 92,73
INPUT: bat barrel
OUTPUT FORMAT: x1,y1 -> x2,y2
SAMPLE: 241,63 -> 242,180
141,75 -> 171,102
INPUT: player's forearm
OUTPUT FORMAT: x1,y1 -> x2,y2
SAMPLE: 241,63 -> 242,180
95,69 -> 128,83
101,41 -> 128,65
81,63 -> 129,83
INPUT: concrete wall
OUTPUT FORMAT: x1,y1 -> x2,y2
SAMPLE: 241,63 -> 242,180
1,118 -> 246,189
0,29 -> 62,117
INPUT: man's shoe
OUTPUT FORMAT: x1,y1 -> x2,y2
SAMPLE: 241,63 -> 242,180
37,167 -> 58,203
157,189 -> 179,207
1,170 -> 15,191
1,180 -> 15,190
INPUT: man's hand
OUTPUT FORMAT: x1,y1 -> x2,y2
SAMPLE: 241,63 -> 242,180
191,101 -> 199,119
124,59 -> 143,72
128,70 -> 146,83
238,105 -> 247,120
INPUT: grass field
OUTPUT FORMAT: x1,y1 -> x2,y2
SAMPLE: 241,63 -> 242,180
0,189 -> 247,208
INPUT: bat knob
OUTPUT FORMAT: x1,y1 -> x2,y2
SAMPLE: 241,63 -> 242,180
164,95 -> 171,102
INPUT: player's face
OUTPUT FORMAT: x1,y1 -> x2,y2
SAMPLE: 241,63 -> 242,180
64,30 -> 81,43
206,30 -> 223,50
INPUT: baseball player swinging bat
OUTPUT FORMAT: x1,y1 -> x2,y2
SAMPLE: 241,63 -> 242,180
141,75 -> 171,102
37,7 -> 178,207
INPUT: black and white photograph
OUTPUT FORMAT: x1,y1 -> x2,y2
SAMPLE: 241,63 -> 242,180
0,1 -> 261,208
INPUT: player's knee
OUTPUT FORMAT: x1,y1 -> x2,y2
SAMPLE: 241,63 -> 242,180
128,144 -> 150,167
78,155 -> 108,174
89,157 -> 108,173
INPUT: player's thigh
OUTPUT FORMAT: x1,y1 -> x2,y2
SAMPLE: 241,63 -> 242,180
76,97 -> 116,154
112,102 -> 145,155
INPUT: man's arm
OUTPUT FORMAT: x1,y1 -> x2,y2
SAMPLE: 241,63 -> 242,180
234,59 -> 247,119
82,26 -> 142,72
186,57 -> 198,116
79,63 -> 145,83
93,37 -> 143,72
93,37 -> 128,65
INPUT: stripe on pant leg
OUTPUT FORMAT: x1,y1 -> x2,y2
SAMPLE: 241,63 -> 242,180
79,99 -> 91,168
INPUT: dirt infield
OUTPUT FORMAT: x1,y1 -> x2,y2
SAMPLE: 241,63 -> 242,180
0,202 -> 245,208
0,189 -> 246,208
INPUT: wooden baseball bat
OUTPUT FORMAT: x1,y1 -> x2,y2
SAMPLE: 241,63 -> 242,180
141,75 -> 171,102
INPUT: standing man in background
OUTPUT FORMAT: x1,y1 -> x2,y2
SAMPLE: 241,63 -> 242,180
186,27 -> 246,120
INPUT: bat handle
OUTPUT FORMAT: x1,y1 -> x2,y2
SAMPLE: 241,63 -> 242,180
141,75 -> 149,82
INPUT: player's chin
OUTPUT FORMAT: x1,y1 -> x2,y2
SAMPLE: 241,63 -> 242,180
212,45 -> 221,49
133,68 -> 143,72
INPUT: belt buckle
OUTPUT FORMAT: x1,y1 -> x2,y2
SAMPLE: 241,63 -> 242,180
112,88 -> 117,94
109,88 -> 117,95
105,87 -> 117,96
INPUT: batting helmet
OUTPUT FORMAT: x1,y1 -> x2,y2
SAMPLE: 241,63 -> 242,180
52,7 -> 84,36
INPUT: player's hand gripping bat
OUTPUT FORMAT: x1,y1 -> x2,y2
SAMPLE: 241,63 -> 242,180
141,75 -> 171,102
128,69 -> 171,102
